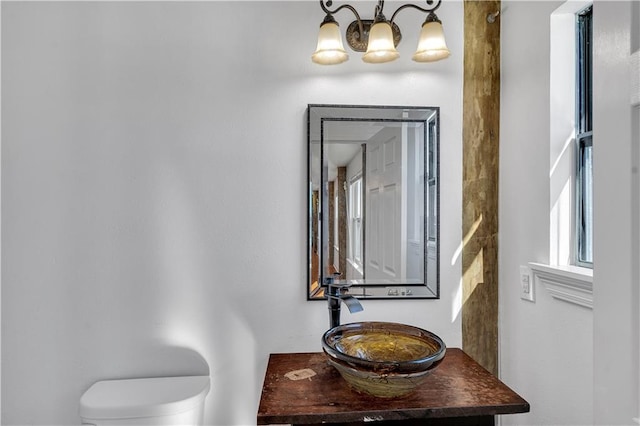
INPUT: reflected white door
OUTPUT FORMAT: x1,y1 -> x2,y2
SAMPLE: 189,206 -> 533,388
365,127 -> 404,281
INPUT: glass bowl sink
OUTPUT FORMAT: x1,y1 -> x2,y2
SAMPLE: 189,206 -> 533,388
321,321 -> 446,398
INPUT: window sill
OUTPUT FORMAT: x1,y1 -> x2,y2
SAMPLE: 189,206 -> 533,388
529,262 -> 593,309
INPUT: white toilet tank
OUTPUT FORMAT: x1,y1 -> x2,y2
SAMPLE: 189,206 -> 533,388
79,376 -> 210,426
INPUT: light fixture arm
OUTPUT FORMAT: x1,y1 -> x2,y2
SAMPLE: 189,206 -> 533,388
319,0 -> 364,39
389,0 -> 442,25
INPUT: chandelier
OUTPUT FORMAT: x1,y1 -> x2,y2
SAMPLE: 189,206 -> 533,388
312,0 -> 450,65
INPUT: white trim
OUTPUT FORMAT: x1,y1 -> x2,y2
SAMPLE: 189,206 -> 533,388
631,50 -> 640,107
0,2 -> 3,418
529,262 -> 593,309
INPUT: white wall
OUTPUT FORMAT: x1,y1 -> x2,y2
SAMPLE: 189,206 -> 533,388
501,1 -> 639,425
592,1 -> 639,422
1,2 -> 463,424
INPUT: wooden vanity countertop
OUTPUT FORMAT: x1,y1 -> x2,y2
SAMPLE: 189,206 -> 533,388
257,349 -> 529,425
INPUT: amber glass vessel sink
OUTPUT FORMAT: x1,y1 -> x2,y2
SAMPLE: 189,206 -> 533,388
321,321 -> 446,398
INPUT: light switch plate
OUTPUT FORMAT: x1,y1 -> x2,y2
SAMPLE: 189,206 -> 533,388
520,265 -> 535,302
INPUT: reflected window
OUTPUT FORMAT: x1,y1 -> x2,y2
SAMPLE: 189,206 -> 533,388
349,176 -> 363,270
427,117 -> 437,242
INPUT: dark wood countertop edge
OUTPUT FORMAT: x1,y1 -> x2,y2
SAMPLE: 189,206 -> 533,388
257,401 -> 531,425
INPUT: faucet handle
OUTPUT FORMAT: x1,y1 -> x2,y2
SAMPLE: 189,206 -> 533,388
326,281 -> 352,295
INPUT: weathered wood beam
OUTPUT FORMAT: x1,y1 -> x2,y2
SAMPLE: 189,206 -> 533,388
462,0 -> 501,376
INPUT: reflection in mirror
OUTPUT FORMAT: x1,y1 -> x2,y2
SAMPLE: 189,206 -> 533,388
307,105 -> 439,300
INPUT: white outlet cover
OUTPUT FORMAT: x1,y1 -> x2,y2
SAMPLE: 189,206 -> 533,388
520,265 -> 535,302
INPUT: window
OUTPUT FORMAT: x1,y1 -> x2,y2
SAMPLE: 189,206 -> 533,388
539,1 -> 594,308
576,6 -> 593,267
427,117 -> 437,242
348,176 -> 363,269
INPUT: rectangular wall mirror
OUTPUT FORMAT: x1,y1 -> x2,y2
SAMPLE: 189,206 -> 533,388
307,105 -> 440,300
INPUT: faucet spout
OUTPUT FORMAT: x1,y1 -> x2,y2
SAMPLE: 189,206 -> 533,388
326,280 -> 364,329
341,295 -> 364,313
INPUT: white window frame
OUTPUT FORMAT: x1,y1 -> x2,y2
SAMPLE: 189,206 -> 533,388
539,0 -> 594,308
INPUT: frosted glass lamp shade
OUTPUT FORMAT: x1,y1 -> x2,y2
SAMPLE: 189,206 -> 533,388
412,19 -> 450,62
312,21 -> 349,65
363,21 -> 400,63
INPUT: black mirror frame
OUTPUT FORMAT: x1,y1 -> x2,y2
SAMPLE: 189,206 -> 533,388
307,104 -> 440,300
